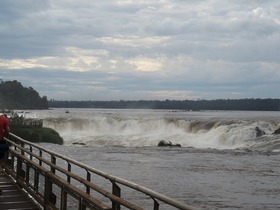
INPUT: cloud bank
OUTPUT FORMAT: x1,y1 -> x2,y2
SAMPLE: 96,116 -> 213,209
0,0 -> 279,100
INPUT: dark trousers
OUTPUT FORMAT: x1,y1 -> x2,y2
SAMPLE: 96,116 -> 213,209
0,140 -> 9,160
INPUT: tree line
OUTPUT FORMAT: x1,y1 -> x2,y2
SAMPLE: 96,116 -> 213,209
49,98 -> 280,111
0,80 -> 48,109
1,79 -> 279,111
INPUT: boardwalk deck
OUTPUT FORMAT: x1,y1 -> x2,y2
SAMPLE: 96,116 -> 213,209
0,173 -> 40,210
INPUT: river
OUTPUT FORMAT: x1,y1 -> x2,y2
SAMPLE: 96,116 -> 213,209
23,108 -> 280,210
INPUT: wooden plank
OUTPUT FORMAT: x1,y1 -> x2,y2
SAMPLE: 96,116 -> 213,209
0,173 -> 41,210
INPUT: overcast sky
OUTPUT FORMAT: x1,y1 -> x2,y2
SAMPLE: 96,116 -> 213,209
0,0 -> 279,101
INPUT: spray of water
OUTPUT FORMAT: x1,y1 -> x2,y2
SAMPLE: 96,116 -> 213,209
43,115 -> 280,150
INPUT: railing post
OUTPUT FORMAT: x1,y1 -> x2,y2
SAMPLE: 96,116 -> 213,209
51,155 -> 56,174
29,146 -> 33,160
60,162 -> 71,210
34,169 -> 39,192
80,171 -> 91,210
44,173 -> 57,208
86,170 -> 91,194
60,186 -> 67,210
44,174 -> 51,209
16,156 -> 23,181
152,198 -> 159,210
67,162 -> 71,183
50,155 -> 57,206
39,150 -> 42,166
20,142 -> 25,155
26,146 -> 32,184
112,181 -> 121,210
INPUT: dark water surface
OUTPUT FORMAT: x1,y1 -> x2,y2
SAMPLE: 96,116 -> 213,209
42,144 -> 280,210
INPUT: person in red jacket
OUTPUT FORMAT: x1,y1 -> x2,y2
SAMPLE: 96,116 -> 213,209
0,114 -> 10,173
0,113 -> 10,194
0,114 -> 10,140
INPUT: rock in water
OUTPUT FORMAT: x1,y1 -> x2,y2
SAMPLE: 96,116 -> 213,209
158,140 -> 181,147
255,127 -> 265,137
273,128 -> 280,135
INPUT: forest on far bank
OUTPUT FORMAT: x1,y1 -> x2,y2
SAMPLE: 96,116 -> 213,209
1,79 -> 279,111
0,80 -> 48,110
49,98 -> 280,111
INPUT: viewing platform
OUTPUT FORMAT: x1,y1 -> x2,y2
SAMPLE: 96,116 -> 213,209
1,133 -> 196,210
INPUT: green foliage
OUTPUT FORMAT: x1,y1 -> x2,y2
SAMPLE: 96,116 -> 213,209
5,110 -> 64,145
11,127 -> 63,145
0,80 -> 48,109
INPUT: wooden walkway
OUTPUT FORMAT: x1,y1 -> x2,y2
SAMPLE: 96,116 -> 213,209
0,173 -> 40,210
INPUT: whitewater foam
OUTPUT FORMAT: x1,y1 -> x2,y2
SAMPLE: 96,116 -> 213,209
34,109 -> 280,151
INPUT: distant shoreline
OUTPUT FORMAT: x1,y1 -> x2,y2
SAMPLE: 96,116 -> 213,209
48,98 -> 280,111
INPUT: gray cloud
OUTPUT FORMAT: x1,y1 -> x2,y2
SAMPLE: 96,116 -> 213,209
0,0 -> 279,100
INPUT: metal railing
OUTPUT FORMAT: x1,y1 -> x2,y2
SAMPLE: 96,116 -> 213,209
3,133 -> 197,210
